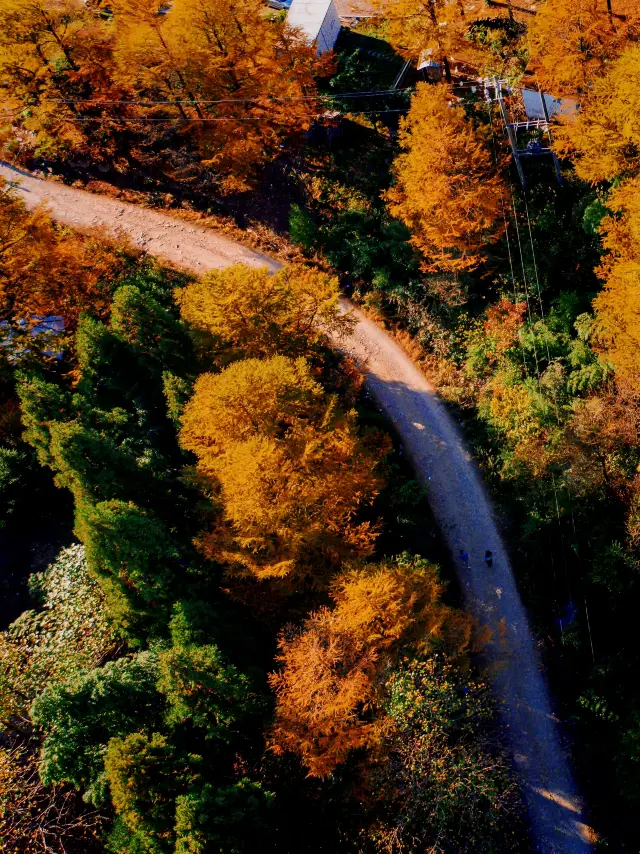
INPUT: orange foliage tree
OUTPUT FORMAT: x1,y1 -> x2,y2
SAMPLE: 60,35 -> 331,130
527,0 -> 640,96
385,84 -> 505,277
269,555 -> 469,777
0,1 -> 323,186
0,178 -> 129,333
111,0 -> 323,190
593,262 -> 640,387
383,0 -> 484,82
577,178 -> 640,388
554,44 -> 640,183
180,356 -> 386,588
551,48 -> 640,387
176,263 -> 351,359
0,0 -> 126,162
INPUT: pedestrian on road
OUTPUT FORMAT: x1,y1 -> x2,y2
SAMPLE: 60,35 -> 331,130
484,550 -> 493,568
459,549 -> 469,565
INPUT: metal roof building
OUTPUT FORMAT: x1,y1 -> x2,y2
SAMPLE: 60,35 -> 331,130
287,0 -> 341,55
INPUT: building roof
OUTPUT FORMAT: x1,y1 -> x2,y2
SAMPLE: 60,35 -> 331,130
521,88 -> 578,121
287,0 -> 336,40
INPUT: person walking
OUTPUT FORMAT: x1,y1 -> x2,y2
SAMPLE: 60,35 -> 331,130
484,550 -> 493,568
459,549 -> 469,565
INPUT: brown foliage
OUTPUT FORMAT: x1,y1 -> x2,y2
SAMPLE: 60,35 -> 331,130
269,557 -> 470,777
569,382 -> 640,491
0,742 -> 105,854
483,298 -> 526,362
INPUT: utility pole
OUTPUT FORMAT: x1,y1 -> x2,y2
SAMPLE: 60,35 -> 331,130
495,78 -> 526,188
538,86 -> 563,184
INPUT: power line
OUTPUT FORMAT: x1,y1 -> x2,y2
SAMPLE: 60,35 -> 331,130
28,108 -> 409,125
40,89 -> 414,106
10,77 -> 507,111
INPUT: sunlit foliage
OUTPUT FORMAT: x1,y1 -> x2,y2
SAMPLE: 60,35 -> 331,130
386,84 -> 505,277
176,263 -> 352,359
527,0 -> 640,95
384,0 -> 484,81
554,44 -> 640,183
0,178 -> 130,339
181,355 -> 385,588
269,555 -> 469,776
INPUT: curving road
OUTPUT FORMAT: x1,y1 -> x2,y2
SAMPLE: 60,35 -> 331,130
0,162 -> 280,275
2,162 -> 592,851
337,306 -> 592,853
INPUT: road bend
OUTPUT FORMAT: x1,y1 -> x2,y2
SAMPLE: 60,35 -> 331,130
1,161 -> 592,852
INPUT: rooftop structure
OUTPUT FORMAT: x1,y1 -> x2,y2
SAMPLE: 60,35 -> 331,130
287,0 -> 341,54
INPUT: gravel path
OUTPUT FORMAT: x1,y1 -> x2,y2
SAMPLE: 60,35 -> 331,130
3,162 -> 592,851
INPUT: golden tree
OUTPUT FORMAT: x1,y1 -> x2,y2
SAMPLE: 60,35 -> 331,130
578,178 -> 640,388
269,556 -> 469,777
180,356 -> 386,588
385,84 -> 504,276
112,0 -> 322,189
0,178 -> 128,331
527,0 -> 640,96
597,177 -> 640,267
179,355 -> 324,467
383,0 -> 484,82
554,44 -> 640,183
593,262 -> 640,387
176,263 -> 351,358
0,0 -> 123,161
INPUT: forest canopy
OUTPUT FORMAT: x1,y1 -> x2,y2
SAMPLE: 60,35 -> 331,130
2,0 -> 640,850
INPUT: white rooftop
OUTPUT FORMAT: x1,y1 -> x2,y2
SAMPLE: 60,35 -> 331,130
287,0 -> 336,41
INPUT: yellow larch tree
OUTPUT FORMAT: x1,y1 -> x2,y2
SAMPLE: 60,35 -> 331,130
527,0 -> 640,97
112,0 -> 322,189
383,0 -> 484,82
385,83 -> 505,277
592,263 -> 640,388
0,0 -> 122,161
554,44 -> 640,184
179,355 -> 324,468
176,263 -> 352,358
578,177 -> 640,388
269,556 -> 469,777
598,177 -> 640,268
180,356 -> 386,588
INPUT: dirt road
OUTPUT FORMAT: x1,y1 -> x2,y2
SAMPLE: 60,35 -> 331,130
339,305 -> 592,853
3,162 -> 591,851
0,162 -> 280,275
